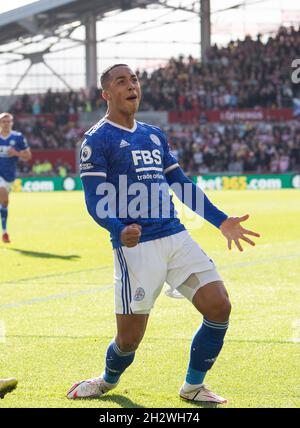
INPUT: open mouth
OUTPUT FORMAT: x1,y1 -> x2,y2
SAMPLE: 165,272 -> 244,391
126,95 -> 138,101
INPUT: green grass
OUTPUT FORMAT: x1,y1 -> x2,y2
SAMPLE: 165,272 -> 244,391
0,190 -> 299,408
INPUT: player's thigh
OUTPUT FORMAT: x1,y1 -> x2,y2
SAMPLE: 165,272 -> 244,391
114,244 -> 167,315
166,231 -> 216,290
116,314 -> 149,351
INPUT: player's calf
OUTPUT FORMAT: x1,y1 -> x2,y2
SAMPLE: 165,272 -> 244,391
179,278 -> 230,393
0,189 -> 9,239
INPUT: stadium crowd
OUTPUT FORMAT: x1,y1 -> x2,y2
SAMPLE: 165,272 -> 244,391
9,26 -> 300,114
19,158 -> 72,177
166,120 -> 300,174
5,25 -> 300,176
140,26 -> 299,111
14,115 -> 84,150
10,87 -> 102,115
14,116 -> 300,175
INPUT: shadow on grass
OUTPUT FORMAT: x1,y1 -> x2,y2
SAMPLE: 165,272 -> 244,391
83,395 -> 219,409
186,402 -> 218,409
179,396 -> 218,408
7,248 -> 80,260
84,394 -> 145,408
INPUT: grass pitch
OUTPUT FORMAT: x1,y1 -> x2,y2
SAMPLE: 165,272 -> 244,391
0,189 -> 299,408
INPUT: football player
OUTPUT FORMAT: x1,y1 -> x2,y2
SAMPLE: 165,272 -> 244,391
0,113 -> 31,243
67,65 -> 260,404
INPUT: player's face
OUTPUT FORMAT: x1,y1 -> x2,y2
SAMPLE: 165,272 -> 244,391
0,116 -> 13,133
105,66 -> 141,115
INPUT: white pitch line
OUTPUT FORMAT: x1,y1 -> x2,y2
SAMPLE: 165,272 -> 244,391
0,320 -> 6,343
291,319 -> 300,343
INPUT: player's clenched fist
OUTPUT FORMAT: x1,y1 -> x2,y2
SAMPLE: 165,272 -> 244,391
121,223 -> 142,248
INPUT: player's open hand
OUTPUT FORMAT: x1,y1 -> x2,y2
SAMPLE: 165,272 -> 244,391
121,223 -> 142,248
219,214 -> 260,252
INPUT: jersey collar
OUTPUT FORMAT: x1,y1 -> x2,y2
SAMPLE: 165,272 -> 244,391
0,132 -> 12,140
104,118 -> 137,133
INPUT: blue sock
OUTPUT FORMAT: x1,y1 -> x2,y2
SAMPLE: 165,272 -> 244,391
186,318 -> 229,385
103,340 -> 135,384
0,207 -> 8,232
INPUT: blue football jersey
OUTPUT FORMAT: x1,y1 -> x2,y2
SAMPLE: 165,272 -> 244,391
80,118 -> 185,248
0,131 -> 29,182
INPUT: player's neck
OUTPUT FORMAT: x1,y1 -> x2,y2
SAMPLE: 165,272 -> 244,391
105,112 -> 135,130
0,130 -> 11,138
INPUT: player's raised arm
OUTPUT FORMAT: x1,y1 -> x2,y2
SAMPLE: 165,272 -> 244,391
165,166 -> 260,251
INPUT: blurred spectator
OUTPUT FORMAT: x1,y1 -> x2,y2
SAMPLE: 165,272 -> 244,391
15,118 -> 300,176
31,160 -> 53,176
6,25 -> 300,177
10,87 -> 104,115
165,120 -> 300,174
8,26 -> 300,114
13,116 -> 84,150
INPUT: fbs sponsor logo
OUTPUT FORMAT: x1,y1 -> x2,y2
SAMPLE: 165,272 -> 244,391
132,149 -> 162,166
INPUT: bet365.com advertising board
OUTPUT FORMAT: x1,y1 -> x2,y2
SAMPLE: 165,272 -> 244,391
11,177 -> 82,192
11,174 -> 300,192
196,173 -> 300,190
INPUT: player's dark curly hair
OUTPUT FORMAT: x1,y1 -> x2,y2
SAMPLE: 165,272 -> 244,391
100,64 -> 129,90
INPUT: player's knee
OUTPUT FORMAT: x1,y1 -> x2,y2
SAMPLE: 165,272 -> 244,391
0,191 -> 9,206
0,198 -> 8,207
117,336 -> 142,353
206,297 -> 231,321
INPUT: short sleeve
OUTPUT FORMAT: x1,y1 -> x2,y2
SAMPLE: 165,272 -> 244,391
161,131 -> 179,174
16,134 -> 29,151
80,134 -> 108,179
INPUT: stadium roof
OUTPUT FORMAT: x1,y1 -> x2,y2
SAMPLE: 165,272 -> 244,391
0,0 -> 156,46
0,0 -> 161,92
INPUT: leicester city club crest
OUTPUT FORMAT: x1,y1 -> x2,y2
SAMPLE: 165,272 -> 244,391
133,287 -> 145,302
150,134 -> 161,146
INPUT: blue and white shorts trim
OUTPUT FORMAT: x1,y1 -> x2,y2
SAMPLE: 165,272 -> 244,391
115,248 -> 133,315
0,177 -> 12,192
113,231 -> 223,315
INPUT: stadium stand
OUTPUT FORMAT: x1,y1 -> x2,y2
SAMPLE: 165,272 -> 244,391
3,26 -> 300,176
166,121 -> 300,174
9,26 -> 300,114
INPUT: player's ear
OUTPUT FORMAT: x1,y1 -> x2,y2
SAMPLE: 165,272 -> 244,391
102,90 -> 111,102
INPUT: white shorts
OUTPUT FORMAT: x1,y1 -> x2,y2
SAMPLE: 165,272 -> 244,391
113,230 -> 222,314
0,177 -> 12,192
